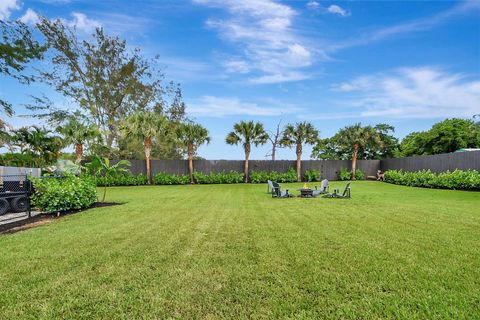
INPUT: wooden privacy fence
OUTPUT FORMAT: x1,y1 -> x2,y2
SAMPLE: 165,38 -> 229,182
127,159 -> 380,180
381,151 -> 480,173
122,151 -> 480,180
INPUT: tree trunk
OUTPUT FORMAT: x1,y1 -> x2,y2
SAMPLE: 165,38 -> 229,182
106,119 -> 117,153
271,145 -> 276,161
351,143 -> 358,180
144,137 -> 152,185
75,143 -> 83,163
188,143 -> 194,184
244,143 -> 251,183
296,143 -> 302,182
102,185 -> 107,202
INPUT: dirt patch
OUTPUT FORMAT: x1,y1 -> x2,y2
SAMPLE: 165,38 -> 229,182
0,202 -> 123,235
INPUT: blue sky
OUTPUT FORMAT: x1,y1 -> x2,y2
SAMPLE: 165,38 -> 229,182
1,0 -> 479,159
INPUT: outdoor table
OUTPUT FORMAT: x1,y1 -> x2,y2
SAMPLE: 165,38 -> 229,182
298,188 -> 314,198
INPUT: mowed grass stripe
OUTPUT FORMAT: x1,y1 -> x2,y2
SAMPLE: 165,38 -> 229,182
0,182 -> 479,319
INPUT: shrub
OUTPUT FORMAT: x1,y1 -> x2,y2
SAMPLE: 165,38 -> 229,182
339,167 -> 365,180
277,168 -> 298,183
250,168 -> 298,183
94,173 -> 148,187
31,175 -> 97,213
304,169 -> 321,182
355,169 -> 365,180
384,169 -> 480,190
339,167 -> 351,181
250,171 -> 270,183
193,171 -> 244,184
153,172 -> 190,185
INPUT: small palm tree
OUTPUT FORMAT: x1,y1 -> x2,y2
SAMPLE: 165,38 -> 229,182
337,123 -> 382,180
121,111 -> 167,184
281,122 -> 319,182
86,156 -> 130,202
226,120 -> 268,183
176,122 -> 211,184
57,116 -> 99,163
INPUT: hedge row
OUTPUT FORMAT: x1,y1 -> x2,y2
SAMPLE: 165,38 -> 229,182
94,173 -> 148,186
151,171 -> 245,185
90,168 -> 319,186
384,169 -> 480,190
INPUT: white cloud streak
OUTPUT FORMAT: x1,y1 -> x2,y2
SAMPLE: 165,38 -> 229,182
193,0 -> 314,84
19,8 -> 40,25
306,1 -> 320,10
60,12 -> 101,33
187,95 -> 301,117
331,0 -> 480,51
0,0 -> 20,20
327,5 -> 350,17
331,67 -> 480,119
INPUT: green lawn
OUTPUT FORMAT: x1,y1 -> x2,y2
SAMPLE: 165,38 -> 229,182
1,181 -> 479,319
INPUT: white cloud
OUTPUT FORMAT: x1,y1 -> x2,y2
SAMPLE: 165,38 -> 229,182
193,0 -> 315,84
159,57 -> 218,82
19,8 -> 40,25
38,0 -> 72,4
0,0 -> 20,20
187,95 -> 301,117
306,1 -> 320,10
327,5 -> 350,17
331,1 -> 479,51
94,12 -> 153,36
61,12 -> 101,33
332,67 -> 480,119
250,72 -> 311,84
223,59 -> 251,74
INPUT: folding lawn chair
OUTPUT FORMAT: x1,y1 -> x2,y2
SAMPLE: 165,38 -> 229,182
271,182 -> 293,198
267,180 -> 274,194
312,179 -> 329,197
323,182 -> 351,199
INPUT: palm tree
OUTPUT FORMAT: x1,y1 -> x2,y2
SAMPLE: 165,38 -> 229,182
337,123 -> 382,180
86,156 -> 131,202
281,122 -> 319,182
121,111 -> 167,184
57,116 -> 99,163
15,126 -> 62,167
176,122 -> 211,184
226,121 -> 268,183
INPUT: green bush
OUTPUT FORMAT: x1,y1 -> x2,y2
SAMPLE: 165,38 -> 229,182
31,175 -> 97,213
249,171 -> 270,183
339,167 -> 365,180
384,169 -> 480,190
304,169 -> 321,182
0,153 -> 51,168
276,168 -> 297,183
93,173 -> 148,187
355,169 -> 365,180
339,167 -> 351,181
250,168 -> 298,183
153,172 -> 190,185
193,171 -> 244,184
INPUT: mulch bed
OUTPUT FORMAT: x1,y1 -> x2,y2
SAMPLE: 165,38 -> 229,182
0,202 -> 123,235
